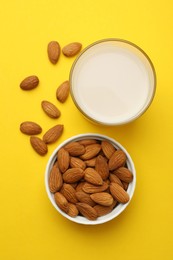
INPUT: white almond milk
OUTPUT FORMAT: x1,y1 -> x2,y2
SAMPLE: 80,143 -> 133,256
70,40 -> 156,125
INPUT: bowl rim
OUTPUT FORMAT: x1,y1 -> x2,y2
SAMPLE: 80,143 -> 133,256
45,133 -> 136,225
69,38 -> 157,126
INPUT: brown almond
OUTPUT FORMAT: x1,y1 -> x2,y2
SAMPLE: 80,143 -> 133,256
49,162 -> 63,193
54,192 -> 69,213
80,144 -> 101,160
76,202 -> 98,220
110,182 -> 129,203
67,203 -> 79,217
75,182 -> 86,192
41,100 -> 61,118
30,136 -> 48,156
82,181 -> 108,194
64,142 -> 85,156
63,168 -> 84,183
113,167 -> 133,183
85,157 -> 97,167
78,139 -> 98,146
108,150 -> 127,171
62,42 -> 82,57
70,157 -> 86,170
60,183 -> 78,204
47,41 -> 60,64
57,148 -> 70,173
95,155 -> 109,180
75,190 -> 96,207
43,124 -> 64,144
84,168 -> 103,185
94,201 -> 117,217
109,173 -> 124,188
90,192 -> 114,206
56,81 -> 70,103
20,121 -> 42,135
20,75 -> 39,90
101,140 -> 116,159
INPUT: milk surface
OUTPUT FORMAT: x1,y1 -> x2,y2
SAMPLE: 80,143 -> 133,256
71,42 -> 155,124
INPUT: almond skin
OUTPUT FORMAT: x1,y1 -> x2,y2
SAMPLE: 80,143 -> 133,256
75,190 -> 96,207
110,182 -> 130,203
49,162 -> 63,193
57,148 -> 70,173
43,124 -> 64,144
95,155 -> 109,180
47,41 -> 60,64
54,192 -> 69,213
30,136 -> 48,156
60,183 -> 78,204
62,42 -> 82,57
85,157 -> 97,167
84,168 -> 103,186
101,140 -> 116,159
41,100 -> 61,118
64,142 -> 85,156
76,202 -> 98,220
63,168 -> 84,183
20,75 -> 39,90
67,203 -> 79,217
20,121 -> 42,135
109,173 -> 124,188
90,192 -> 114,206
78,139 -> 98,146
82,181 -> 108,194
113,167 -> 133,183
80,144 -> 101,160
108,150 -> 127,171
70,157 -> 86,170
56,81 -> 70,103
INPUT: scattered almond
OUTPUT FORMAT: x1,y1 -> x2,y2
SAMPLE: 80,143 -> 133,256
30,136 -> 48,156
20,75 -> 39,90
62,42 -> 82,57
41,100 -> 61,118
20,121 -> 42,135
43,124 -> 64,144
47,41 -> 61,64
56,81 -> 70,103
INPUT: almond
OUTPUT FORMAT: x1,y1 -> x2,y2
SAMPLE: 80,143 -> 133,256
84,168 -> 103,185
54,192 -> 69,213
85,157 -> 96,167
95,155 -> 109,180
101,140 -> 116,159
109,173 -> 124,188
90,192 -> 114,206
56,81 -> 70,103
43,124 -> 64,144
75,182 -> 86,192
63,168 -> 84,183
62,42 -> 82,57
80,144 -> 101,160
30,136 -> 48,156
41,100 -> 61,118
108,150 -> 127,171
110,182 -> 129,203
113,167 -> 133,183
47,41 -> 60,64
20,121 -> 42,135
76,202 -> 98,220
70,157 -> 86,170
60,183 -> 78,203
20,75 -> 39,90
94,201 -> 117,217
64,142 -> 85,156
78,139 -> 97,146
49,162 -> 63,193
82,181 -> 108,194
67,203 -> 79,217
75,190 -> 96,207
57,148 -> 70,173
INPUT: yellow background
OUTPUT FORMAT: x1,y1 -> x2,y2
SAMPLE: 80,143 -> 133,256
0,0 -> 172,259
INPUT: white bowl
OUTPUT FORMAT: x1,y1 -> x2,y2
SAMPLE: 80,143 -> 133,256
45,133 -> 136,225
70,39 -> 156,125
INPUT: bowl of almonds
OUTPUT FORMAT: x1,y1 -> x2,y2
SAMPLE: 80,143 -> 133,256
45,133 -> 136,225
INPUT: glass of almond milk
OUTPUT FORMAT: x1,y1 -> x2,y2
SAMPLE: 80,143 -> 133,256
70,39 -> 156,125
